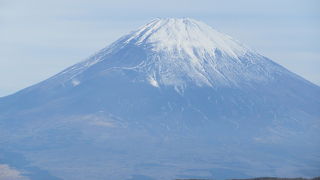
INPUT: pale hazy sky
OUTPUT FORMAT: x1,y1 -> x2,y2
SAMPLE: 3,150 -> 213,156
0,0 -> 319,97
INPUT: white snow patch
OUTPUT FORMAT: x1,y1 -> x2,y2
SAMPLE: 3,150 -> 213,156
71,79 -> 80,86
148,77 -> 159,87
127,18 -> 249,59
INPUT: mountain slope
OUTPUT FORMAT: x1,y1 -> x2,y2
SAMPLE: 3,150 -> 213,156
0,18 -> 319,180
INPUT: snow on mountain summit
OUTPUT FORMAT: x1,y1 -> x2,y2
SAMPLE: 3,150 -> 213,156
125,18 -> 249,59
49,18 -> 289,91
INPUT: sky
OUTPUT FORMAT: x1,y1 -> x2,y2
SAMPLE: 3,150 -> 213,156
0,0 -> 319,97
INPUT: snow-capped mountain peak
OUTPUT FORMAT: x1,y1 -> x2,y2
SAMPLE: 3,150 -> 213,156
1,18 -> 320,180
126,18 -> 249,59
47,18 -> 287,91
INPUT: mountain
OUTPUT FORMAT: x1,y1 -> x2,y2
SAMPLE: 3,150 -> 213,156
0,18 -> 319,180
